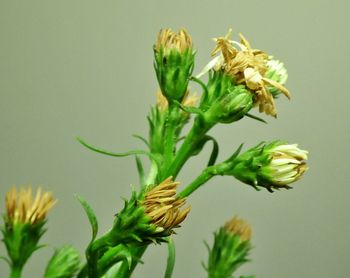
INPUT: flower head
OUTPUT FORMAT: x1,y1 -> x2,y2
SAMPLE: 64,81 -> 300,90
142,176 -> 191,233
226,141 -> 308,192
2,186 -> 56,271
155,28 -> 192,54
154,28 -> 195,103
205,216 -> 253,278
224,216 -> 252,242
198,29 -> 291,117
5,186 -> 56,225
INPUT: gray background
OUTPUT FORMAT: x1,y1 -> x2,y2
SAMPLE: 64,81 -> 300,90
0,0 -> 349,277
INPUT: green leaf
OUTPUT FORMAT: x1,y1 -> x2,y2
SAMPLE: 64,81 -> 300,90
173,100 -> 203,115
76,137 -> 151,158
190,76 -> 209,100
246,113 -> 267,123
135,156 -> 145,186
0,255 -> 10,266
164,238 -> 176,278
206,136 -> 219,166
76,195 -> 98,242
132,134 -> 150,148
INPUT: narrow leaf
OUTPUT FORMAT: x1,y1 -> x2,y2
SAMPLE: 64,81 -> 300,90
164,238 -> 176,278
0,256 -> 10,266
76,137 -> 150,158
76,195 -> 98,242
132,134 -> 150,148
246,113 -> 267,123
173,100 -> 202,115
135,155 -> 145,186
206,136 -> 219,166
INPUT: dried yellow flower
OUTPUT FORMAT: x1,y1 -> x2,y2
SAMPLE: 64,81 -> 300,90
5,186 -> 56,225
201,29 -> 291,117
155,28 -> 192,54
224,216 -> 252,241
142,177 -> 190,232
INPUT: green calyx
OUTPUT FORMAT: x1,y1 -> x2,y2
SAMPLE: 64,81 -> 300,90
1,220 -> 46,272
225,141 -> 291,192
154,47 -> 195,103
205,228 -> 251,278
199,70 -> 253,125
44,246 -> 80,278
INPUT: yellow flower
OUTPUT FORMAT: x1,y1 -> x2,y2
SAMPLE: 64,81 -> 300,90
224,216 -> 252,241
5,186 -> 56,225
154,28 -> 192,54
142,177 -> 190,232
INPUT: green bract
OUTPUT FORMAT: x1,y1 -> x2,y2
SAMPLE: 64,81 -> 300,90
154,47 -> 195,103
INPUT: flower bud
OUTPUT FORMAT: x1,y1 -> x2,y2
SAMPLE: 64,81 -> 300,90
2,187 -> 56,271
205,216 -> 252,278
227,141 -> 308,191
199,71 -> 253,125
44,246 -> 80,278
154,28 -> 195,103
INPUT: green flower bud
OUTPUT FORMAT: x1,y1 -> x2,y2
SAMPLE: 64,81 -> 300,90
200,71 -> 253,125
44,246 -> 80,278
1,187 -> 56,274
205,216 -> 252,278
154,28 -> 195,103
227,141 -> 308,192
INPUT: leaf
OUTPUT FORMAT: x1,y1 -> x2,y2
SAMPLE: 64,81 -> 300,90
132,134 -> 150,148
164,238 -> 176,278
76,195 -> 98,242
190,76 -> 209,98
246,113 -> 267,124
206,136 -> 219,166
191,135 -> 219,166
135,156 -> 145,186
76,137 -> 151,158
0,256 -> 10,266
173,100 -> 203,115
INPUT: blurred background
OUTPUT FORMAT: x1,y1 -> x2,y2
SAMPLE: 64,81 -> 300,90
0,0 -> 349,277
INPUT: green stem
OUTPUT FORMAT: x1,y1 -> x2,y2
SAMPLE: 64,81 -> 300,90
10,265 -> 23,278
164,118 -> 212,179
178,167 -> 216,198
164,238 -> 176,278
162,104 -> 179,172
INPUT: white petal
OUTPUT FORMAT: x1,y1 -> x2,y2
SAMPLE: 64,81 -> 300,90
270,158 -> 301,166
196,55 -> 223,78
